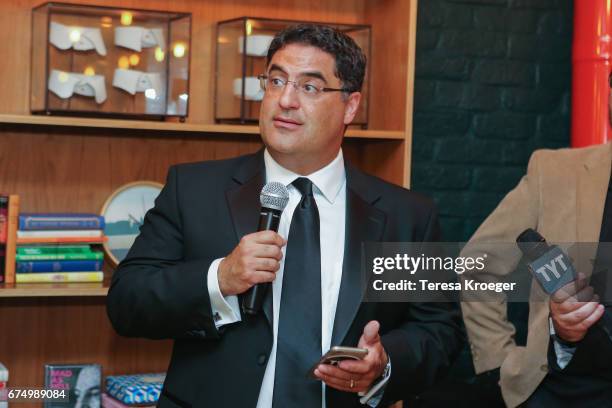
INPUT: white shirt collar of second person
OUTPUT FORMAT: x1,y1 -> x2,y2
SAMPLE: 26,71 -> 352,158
264,149 -> 346,205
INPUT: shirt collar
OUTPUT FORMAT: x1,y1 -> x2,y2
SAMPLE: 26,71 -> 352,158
263,149 -> 345,204
112,69 -> 163,96
48,69 -> 107,104
115,26 -> 166,52
49,22 -> 107,56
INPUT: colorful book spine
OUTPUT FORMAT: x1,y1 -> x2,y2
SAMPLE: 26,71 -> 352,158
17,245 -> 92,255
16,251 -> 103,261
0,246 -> 4,283
0,196 -> 8,243
16,271 -> 103,283
17,230 -> 103,239
16,236 -> 107,245
19,213 -> 105,230
16,260 -> 102,273
4,195 -> 19,284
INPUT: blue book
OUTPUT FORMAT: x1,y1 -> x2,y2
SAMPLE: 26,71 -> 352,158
16,260 -> 103,273
19,213 -> 105,230
106,373 -> 165,405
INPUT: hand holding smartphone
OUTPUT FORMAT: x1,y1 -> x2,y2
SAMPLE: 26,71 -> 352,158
309,346 -> 368,378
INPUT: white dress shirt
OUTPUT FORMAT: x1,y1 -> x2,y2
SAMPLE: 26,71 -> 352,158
49,21 -> 107,56
112,69 -> 163,96
48,69 -> 107,104
206,149 -> 389,407
549,317 -> 576,369
115,26 -> 165,52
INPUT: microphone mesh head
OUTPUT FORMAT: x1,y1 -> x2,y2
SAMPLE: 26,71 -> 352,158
260,182 -> 290,211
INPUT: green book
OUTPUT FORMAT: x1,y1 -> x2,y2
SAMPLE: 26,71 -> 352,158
17,244 -> 92,255
15,251 -> 104,261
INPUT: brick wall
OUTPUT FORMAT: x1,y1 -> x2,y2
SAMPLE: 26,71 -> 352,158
412,0 -> 572,241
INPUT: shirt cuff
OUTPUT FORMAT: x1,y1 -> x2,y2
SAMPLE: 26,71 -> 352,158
359,357 -> 391,406
207,258 -> 241,328
549,317 -> 576,369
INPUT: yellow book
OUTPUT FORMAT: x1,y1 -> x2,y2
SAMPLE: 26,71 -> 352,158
15,271 -> 104,283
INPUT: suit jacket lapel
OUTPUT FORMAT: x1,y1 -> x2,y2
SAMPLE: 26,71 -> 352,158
331,166 -> 386,346
225,150 -> 274,325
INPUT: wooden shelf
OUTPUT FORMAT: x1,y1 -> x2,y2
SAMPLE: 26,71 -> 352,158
0,282 -> 109,297
0,114 -> 405,140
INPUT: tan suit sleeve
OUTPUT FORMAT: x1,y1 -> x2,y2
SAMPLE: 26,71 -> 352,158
460,151 -> 542,373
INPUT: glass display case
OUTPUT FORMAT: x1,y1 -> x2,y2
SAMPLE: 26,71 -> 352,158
31,2 -> 191,119
215,17 -> 371,127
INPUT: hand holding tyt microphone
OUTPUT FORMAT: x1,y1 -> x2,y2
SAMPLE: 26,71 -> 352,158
517,229 -> 607,343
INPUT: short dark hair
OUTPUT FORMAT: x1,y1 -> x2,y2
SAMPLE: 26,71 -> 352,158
266,24 -> 367,93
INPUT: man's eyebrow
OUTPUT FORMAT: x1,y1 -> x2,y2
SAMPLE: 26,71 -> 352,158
268,64 -> 288,75
268,64 -> 329,84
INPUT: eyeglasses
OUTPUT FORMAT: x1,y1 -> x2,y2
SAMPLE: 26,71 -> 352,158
258,74 -> 353,98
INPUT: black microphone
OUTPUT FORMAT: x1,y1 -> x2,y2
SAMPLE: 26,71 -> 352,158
516,228 -> 577,294
242,182 -> 290,315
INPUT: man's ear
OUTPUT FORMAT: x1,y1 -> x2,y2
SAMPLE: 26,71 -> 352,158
343,92 -> 362,125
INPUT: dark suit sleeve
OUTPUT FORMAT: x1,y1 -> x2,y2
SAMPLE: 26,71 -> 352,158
550,308 -> 612,379
106,165 -> 221,341
379,206 -> 464,403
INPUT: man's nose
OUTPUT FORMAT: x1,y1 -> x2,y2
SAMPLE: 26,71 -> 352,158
278,82 -> 300,110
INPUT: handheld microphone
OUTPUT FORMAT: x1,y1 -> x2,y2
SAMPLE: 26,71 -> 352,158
242,182 -> 290,315
516,228 -> 577,294
517,228 -> 612,342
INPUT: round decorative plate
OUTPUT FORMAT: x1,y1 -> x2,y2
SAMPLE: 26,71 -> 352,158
100,181 -> 163,267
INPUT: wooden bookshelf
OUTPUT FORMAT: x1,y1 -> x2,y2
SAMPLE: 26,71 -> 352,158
0,282 -> 109,297
0,114 -> 406,140
0,0 -> 418,403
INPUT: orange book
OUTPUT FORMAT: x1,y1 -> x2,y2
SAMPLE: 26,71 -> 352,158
16,236 -> 107,245
4,195 -> 20,284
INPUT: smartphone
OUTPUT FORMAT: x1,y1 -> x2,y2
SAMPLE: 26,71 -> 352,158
308,346 -> 368,378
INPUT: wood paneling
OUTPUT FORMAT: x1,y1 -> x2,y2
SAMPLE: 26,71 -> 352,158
0,126 -> 263,213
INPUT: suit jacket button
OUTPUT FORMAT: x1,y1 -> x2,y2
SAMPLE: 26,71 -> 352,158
257,354 -> 267,365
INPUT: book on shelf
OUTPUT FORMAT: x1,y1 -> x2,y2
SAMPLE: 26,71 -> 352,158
4,195 -> 19,284
15,271 -> 104,283
105,373 -> 165,406
16,250 -> 103,261
0,361 -> 7,382
102,393 -> 155,408
0,195 -> 7,243
19,213 -> 105,230
16,236 -> 107,245
17,230 -> 103,239
16,260 -> 103,273
18,244 -> 93,255
44,364 -> 101,408
0,246 -> 4,283
0,361 -> 7,408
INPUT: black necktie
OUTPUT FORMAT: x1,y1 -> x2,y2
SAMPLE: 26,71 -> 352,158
273,177 -> 322,407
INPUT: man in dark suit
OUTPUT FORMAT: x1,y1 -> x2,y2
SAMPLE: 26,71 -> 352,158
106,24 -> 462,407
